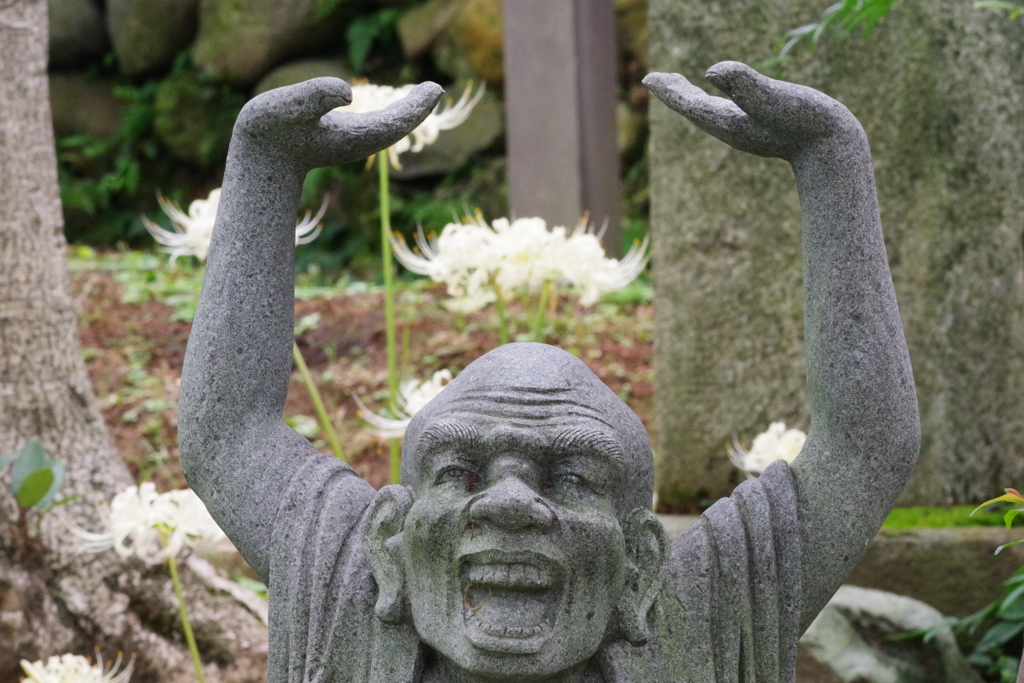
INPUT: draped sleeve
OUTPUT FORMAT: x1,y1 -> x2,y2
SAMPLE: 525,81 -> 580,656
645,459 -> 802,683
265,455 -> 423,683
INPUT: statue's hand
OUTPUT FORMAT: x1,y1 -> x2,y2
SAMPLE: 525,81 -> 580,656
234,77 -> 444,172
644,61 -> 860,161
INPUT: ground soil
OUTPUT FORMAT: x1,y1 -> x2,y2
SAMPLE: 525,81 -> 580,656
72,266 -> 655,493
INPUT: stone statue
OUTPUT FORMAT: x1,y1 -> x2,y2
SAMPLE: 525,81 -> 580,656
179,61 -> 920,682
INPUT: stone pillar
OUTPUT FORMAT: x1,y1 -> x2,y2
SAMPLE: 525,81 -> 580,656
503,0 -> 622,254
649,0 -> 1024,507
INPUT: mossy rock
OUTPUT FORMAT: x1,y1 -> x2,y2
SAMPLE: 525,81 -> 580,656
153,74 -> 242,168
107,0 -> 199,76
615,0 -> 648,68
432,0 -> 503,86
397,0 -> 463,59
193,0 -> 353,86
48,0 -> 108,69
50,74 -> 124,139
253,58 -> 354,97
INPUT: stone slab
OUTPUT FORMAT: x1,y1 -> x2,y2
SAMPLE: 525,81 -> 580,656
648,0 -> 1024,507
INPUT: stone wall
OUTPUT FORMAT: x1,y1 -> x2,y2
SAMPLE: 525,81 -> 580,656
649,0 -> 1024,506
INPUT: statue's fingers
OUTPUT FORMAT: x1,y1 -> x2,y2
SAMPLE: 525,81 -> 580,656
319,82 -> 444,164
239,78 -> 353,136
644,71 -> 750,142
704,61 -> 792,122
275,77 -> 354,121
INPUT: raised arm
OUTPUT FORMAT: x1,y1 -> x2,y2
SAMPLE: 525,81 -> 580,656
178,78 -> 443,579
645,63 -> 920,630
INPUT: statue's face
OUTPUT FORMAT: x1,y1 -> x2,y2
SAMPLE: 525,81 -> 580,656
401,407 -> 629,680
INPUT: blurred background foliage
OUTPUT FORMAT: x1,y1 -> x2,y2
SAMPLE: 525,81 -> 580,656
51,0 -> 651,281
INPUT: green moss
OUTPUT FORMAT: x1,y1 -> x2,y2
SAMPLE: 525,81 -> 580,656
153,71 -> 243,169
882,505 -> 1006,529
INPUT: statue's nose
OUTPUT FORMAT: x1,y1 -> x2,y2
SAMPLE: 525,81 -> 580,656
469,476 -> 556,531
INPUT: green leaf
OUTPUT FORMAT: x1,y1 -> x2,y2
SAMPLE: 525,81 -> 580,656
11,442 -> 46,491
999,598 -> 1024,621
346,9 -> 399,73
34,461 -> 64,510
972,618 -> 1024,657
16,468 -> 54,510
8,442 -> 64,511
311,0 -> 347,25
995,538 -> 1024,555
1004,508 -> 1024,529
1002,583 -> 1024,612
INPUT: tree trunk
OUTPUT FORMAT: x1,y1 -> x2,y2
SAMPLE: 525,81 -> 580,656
0,1 -> 267,680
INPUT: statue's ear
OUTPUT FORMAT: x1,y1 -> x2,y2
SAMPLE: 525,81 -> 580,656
366,485 -> 414,625
617,508 -> 669,646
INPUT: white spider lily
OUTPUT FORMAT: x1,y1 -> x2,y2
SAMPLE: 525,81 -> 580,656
728,422 -> 806,478
336,81 -> 485,169
21,652 -> 134,683
489,217 -> 565,295
391,216 -> 496,302
144,189 -> 327,263
72,483 -> 224,564
557,221 -> 652,306
391,215 -> 650,306
356,369 -> 453,439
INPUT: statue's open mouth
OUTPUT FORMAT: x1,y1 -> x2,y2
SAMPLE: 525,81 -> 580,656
459,549 -> 564,654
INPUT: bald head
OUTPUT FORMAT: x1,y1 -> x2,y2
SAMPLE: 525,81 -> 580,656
401,343 -> 654,514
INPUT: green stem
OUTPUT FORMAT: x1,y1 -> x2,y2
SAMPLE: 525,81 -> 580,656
390,438 -> 401,485
380,151 -> 402,484
401,325 -> 410,373
495,287 -> 509,345
293,342 -> 345,461
532,281 -> 551,342
379,152 -> 399,406
168,553 -> 205,683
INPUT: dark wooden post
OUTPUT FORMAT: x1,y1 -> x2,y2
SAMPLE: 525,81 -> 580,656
503,0 -> 622,255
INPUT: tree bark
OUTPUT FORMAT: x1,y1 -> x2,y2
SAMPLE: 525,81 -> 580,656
0,1 -> 267,680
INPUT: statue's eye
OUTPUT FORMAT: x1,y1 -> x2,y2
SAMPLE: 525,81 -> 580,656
435,466 -> 477,490
545,472 -> 588,492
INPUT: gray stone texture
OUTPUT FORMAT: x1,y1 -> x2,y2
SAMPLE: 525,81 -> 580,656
648,0 -> 1024,507
192,0 -> 350,85
659,515 -> 1024,619
845,525 -> 1024,618
504,0 -> 622,253
797,586 -> 982,683
180,66 -> 917,681
107,0 -> 198,76
47,0 -> 107,69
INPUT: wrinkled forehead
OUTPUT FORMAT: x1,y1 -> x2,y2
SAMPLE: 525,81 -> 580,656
401,344 -> 654,510
440,386 -> 616,427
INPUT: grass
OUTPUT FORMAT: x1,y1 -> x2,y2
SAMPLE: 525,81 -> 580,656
883,505 -> 1007,529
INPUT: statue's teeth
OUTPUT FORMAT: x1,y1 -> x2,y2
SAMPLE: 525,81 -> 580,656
464,562 -> 553,588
